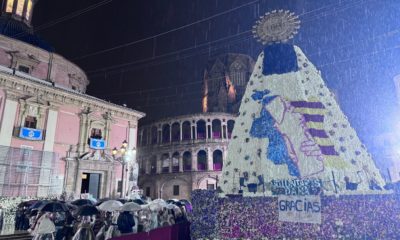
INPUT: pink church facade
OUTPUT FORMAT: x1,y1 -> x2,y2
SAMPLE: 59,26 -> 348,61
0,0 -> 145,198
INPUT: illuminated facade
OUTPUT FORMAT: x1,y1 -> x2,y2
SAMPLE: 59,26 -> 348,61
202,53 -> 255,114
0,0 -> 145,198
137,113 -> 235,200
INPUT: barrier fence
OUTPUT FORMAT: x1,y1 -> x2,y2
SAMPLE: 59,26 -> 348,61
0,145 -> 64,198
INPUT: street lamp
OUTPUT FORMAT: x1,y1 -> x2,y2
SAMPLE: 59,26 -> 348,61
112,140 -> 130,198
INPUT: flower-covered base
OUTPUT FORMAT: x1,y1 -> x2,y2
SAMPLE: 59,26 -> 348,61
190,190 -> 400,240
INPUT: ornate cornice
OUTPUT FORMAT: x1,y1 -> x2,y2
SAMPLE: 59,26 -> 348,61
0,72 -> 145,120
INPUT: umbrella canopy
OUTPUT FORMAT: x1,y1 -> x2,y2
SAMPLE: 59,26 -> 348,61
39,201 -> 68,212
29,200 -> 50,210
18,200 -> 38,208
95,198 -> 111,206
77,205 -> 99,216
98,200 -> 123,212
132,199 -> 147,205
120,202 -> 141,211
71,199 -> 93,206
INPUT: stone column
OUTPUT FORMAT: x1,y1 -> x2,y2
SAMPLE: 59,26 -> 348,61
157,128 -> 161,144
179,154 -> 183,172
38,107 -> 58,197
168,154 -> 172,173
179,122 -> 183,142
206,124 -> 209,139
0,98 -> 18,146
192,151 -> 198,171
222,125 -> 227,139
78,108 -> 90,154
207,148 -> 213,171
156,155 -> 162,174
169,124 -> 172,143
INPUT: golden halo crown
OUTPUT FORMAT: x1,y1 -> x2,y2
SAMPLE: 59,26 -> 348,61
252,10 -> 300,45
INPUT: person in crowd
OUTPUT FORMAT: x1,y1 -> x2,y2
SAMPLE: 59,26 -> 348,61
32,213 -> 56,240
117,211 -> 135,234
72,216 -> 95,240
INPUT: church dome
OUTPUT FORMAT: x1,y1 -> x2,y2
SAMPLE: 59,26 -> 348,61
0,0 -> 52,51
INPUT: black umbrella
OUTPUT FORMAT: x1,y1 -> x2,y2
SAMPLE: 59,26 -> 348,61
77,205 -> 99,216
132,199 -> 146,205
40,201 -> 68,212
71,199 -> 93,206
18,200 -> 39,208
29,200 -> 50,210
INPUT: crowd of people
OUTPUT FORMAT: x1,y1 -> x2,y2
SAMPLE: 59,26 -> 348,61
12,196 -> 191,240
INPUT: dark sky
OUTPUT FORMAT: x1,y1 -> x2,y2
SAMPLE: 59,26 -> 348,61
32,0 -> 400,170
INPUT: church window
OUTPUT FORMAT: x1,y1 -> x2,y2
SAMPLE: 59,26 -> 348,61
18,65 -> 30,73
6,0 -> 13,13
90,128 -> 102,139
25,0 -> 32,20
16,0 -> 24,16
24,115 -> 37,129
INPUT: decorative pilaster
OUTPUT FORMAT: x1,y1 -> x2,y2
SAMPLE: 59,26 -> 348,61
0,94 -> 19,146
192,151 -> 198,171
207,148 -> 213,170
179,154 -> 183,172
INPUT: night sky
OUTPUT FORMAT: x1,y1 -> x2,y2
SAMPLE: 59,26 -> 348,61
32,0 -> 400,170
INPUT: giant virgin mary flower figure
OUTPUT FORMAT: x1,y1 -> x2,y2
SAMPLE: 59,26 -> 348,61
220,10 -> 385,196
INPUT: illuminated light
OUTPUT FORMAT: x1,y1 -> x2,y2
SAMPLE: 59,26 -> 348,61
16,0 -> 24,16
120,147 -> 126,154
112,147 -> 118,155
81,174 -> 87,180
122,140 -> 128,148
25,0 -> 32,20
225,75 -> 236,103
202,96 -> 208,113
6,0 -> 13,13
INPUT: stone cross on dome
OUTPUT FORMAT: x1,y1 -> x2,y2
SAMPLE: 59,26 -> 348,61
1,0 -> 37,27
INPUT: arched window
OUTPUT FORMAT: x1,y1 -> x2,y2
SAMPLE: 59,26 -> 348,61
15,0 -> 24,16
183,152 -> 192,171
6,0 -> 13,12
150,156 -> 157,174
171,122 -> 180,142
161,153 -> 170,173
197,120 -> 206,139
213,150 -> 223,171
150,126 -> 157,144
182,121 -> 191,140
212,119 -> 222,139
162,124 -> 170,143
25,0 -> 33,20
172,152 -> 180,172
197,150 -> 207,171
227,120 -> 235,139
141,128 -> 148,146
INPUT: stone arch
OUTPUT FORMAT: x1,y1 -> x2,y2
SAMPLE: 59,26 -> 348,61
160,176 -> 191,200
150,155 -> 157,174
196,120 -> 206,139
162,124 -> 170,143
161,153 -> 170,173
171,122 -> 180,142
172,152 -> 180,172
151,126 -> 158,144
183,151 -> 192,172
197,150 -> 207,171
213,149 -> 223,171
197,175 -> 218,190
182,121 -> 191,140
227,120 -> 235,139
212,119 -> 222,139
